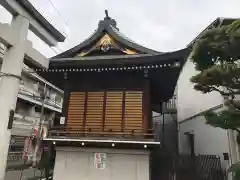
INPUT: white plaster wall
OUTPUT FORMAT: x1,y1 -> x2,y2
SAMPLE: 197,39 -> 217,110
179,115 -> 229,157
177,58 -> 230,164
53,148 -> 150,180
177,60 -> 223,122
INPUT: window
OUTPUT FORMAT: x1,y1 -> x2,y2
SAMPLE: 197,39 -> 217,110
55,94 -> 62,104
185,132 -> 195,156
33,82 -> 39,91
38,84 -> 45,94
50,93 -> 56,101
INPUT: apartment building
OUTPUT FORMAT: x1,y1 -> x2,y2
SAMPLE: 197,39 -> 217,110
0,44 -> 63,150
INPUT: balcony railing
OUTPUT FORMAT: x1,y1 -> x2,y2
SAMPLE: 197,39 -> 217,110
7,152 -> 23,162
0,44 -> 4,59
48,126 -> 158,141
177,154 -> 227,180
18,84 -> 63,111
162,95 -> 177,113
14,113 -> 39,123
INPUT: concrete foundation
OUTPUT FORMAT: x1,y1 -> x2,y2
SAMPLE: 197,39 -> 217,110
53,147 -> 150,180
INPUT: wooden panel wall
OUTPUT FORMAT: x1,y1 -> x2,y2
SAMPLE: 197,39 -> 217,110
67,91 -> 146,133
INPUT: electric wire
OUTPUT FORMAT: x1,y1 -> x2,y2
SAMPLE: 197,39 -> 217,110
50,47 -> 60,54
0,0 -> 73,71
45,0 -> 72,55
47,0 -> 72,35
0,72 -> 22,79
0,72 -> 22,89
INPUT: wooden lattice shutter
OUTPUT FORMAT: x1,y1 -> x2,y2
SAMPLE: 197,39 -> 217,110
104,92 -> 123,132
124,91 -> 143,133
67,92 -> 85,130
85,92 -> 104,132
67,91 -> 145,134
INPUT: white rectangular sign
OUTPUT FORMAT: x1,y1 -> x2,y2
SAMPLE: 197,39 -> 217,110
94,153 -> 107,169
60,117 -> 65,124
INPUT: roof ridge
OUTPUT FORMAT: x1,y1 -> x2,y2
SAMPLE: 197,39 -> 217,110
52,11 -> 160,59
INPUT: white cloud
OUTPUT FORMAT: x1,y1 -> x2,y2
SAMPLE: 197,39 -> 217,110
1,0 -> 240,57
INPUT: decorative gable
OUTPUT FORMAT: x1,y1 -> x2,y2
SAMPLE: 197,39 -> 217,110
75,34 -> 138,57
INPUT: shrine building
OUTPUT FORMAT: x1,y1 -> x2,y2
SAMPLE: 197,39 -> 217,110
35,10 -> 190,180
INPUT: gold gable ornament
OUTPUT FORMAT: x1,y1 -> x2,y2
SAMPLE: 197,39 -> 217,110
75,33 -> 138,57
122,48 -> 137,55
99,34 -> 113,52
101,41 -> 110,52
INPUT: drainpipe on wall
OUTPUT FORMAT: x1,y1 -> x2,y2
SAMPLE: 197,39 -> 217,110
224,95 -> 240,180
224,95 -> 240,165
227,130 -> 239,165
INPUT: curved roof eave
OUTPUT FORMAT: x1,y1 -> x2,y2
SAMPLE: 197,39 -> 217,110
52,26 -> 105,59
52,19 -> 160,59
48,48 -> 190,68
107,25 -> 160,54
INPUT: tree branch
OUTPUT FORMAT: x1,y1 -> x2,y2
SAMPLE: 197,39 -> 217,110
233,128 -> 240,133
208,85 -> 230,96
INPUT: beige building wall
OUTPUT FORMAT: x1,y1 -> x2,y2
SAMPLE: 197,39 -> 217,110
53,147 -> 150,180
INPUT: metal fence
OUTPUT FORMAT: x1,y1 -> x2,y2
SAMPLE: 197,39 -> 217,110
177,155 -> 227,180
151,150 -> 227,180
166,96 -> 177,110
8,152 -> 23,162
162,95 -> 177,113
5,168 -> 44,180
5,151 -> 50,180
6,139 -> 41,180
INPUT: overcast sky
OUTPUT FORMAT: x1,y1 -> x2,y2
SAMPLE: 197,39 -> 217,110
1,0 -> 240,58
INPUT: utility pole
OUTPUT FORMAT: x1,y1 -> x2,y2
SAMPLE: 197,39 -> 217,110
33,84 -> 48,166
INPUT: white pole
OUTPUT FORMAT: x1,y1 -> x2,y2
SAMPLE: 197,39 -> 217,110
0,15 -> 29,180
